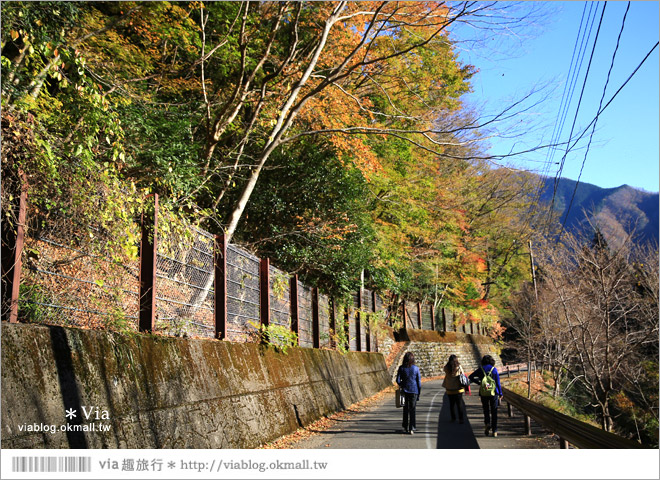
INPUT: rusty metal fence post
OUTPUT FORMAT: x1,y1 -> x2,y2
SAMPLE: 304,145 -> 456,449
416,302 -> 421,329
214,234 -> 227,340
344,307 -> 350,351
371,290 -> 378,352
312,287 -> 320,349
138,193 -> 158,332
1,171 -> 28,324
260,258 -> 270,338
355,289 -> 362,351
290,275 -> 299,344
329,298 -> 337,349
360,289 -> 371,352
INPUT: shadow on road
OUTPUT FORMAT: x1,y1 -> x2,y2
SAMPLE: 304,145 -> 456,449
436,392 -> 480,449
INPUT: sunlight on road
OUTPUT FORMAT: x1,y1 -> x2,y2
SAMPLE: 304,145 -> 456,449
425,390 -> 444,449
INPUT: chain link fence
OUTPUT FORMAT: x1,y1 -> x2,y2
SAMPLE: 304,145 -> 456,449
155,222 -> 215,338
18,197 -> 140,331
298,282 -> 313,348
421,305 -> 433,331
6,188 -> 480,350
226,244 -> 261,342
347,292 -> 357,351
318,293 -> 331,348
269,264 -> 291,329
404,302 -> 417,329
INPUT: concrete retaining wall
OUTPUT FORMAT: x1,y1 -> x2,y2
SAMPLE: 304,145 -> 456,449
1,323 -> 391,449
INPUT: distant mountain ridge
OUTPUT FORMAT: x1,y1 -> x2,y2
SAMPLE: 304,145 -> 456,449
537,177 -> 658,245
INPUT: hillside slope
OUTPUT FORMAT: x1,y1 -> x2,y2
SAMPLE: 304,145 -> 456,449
538,177 -> 658,245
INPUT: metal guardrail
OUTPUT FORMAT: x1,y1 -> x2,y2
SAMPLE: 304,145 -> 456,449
501,362 -> 530,376
502,387 -> 643,449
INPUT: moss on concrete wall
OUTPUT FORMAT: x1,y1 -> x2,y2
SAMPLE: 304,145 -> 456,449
1,323 -> 391,449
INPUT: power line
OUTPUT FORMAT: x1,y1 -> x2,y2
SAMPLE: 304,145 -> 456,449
550,2 -> 601,198
547,1 -> 608,236
537,1 -> 601,235
562,40 -> 659,158
559,2 -> 631,238
531,3 -> 591,210
527,2 -> 598,235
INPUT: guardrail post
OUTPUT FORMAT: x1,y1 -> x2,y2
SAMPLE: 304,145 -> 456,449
355,289 -> 362,351
259,258 -> 270,338
139,193 -> 158,332
416,302 -> 422,329
502,386 -> 643,449
214,234 -> 227,340
442,308 -> 447,331
290,275 -> 299,344
1,171 -> 28,324
430,303 -> 435,331
524,415 -> 532,435
559,438 -> 569,449
507,402 -> 513,417
311,287 -> 320,348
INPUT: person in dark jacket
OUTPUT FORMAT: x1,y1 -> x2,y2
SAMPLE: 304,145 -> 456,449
468,354 -> 503,437
396,352 -> 421,434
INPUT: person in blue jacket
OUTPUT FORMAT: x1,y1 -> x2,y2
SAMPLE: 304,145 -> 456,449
396,352 -> 421,434
468,354 -> 503,437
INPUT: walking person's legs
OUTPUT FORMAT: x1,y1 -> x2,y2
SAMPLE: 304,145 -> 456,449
456,393 -> 465,423
480,396 -> 491,435
490,396 -> 498,436
407,393 -> 417,433
402,397 -> 410,432
448,394 -> 458,421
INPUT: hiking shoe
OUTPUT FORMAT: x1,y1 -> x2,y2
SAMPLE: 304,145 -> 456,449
492,432 -> 498,437
409,430 -> 414,435
484,425 -> 490,436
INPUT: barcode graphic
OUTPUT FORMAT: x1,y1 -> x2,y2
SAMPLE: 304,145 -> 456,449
12,456 -> 92,473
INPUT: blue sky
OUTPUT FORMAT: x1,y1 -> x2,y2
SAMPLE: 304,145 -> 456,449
454,1 -> 659,193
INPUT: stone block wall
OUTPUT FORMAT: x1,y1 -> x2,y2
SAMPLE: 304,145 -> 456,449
405,340 -> 502,378
386,328 -> 502,381
1,323 -> 391,449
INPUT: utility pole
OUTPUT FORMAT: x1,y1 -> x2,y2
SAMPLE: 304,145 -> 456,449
527,240 -> 538,399
529,240 -> 538,301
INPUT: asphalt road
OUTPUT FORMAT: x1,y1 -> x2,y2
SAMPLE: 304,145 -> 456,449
293,379 -> 559,449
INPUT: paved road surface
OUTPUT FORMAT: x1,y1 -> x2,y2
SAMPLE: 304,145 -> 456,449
294,379 -> 558,449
